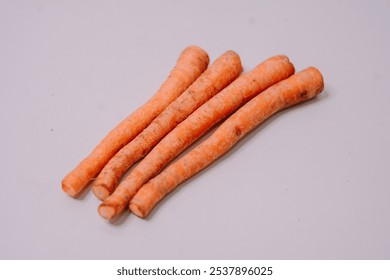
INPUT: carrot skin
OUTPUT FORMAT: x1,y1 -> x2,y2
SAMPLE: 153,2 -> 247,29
98,55 -> 295,220
62,46 -> 209,197
92,51 -> 243,200
130,67 -> 324,218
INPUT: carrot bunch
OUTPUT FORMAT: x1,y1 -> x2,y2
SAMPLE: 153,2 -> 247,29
62,46 -> 324,221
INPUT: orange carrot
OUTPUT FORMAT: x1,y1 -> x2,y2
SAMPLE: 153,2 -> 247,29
92,51 -> 243,200
130,67 -> 324,218
98,55 -> 295,220
62,46 -> 209,197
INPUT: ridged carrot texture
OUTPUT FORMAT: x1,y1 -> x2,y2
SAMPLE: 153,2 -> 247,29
129,67 -> 324,218
62,46 -> 209,197
98,55 -> 295,220
92,51 -> 243,200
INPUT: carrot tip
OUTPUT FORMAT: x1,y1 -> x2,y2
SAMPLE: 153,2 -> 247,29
98,205 -> 116,220
62,181 -> 77,198
129,203 -> 145,218
93,185 -> 110,201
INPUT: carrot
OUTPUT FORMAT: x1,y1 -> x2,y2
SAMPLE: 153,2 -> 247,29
130,67 -> 324,218
92,50 -> 243,200
62,46 -> 209,197
98,55 -> 295,220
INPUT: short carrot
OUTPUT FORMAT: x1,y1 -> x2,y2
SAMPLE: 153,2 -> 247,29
130,67 -> 324,218
62,46 -> 209,197
98,55 -> 295,220
92,50 -> 243,200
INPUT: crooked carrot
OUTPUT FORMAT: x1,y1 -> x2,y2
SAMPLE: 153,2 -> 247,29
92,50 -> 243,200
98,55 -> 295,220
62,46 -> 209,197
130,67 -> 324,218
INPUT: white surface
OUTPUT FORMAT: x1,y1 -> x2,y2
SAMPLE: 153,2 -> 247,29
0,0 -> 389,259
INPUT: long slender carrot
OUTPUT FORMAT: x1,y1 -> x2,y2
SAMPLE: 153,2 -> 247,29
62,46 -> 209,197
92,51 -> 243,200
98,55 -> 295,220
130,67 -> 324,218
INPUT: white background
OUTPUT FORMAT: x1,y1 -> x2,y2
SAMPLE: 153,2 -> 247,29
1,0 -> 389,259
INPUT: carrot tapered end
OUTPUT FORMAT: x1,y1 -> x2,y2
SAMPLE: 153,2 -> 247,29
98,205 -> 116,220
93,185 -> 110,201
62,180 -> 78,198
129,203 -> 146,219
